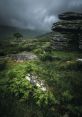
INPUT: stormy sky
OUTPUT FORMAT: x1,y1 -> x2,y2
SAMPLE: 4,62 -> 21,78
0,0 -> 82,31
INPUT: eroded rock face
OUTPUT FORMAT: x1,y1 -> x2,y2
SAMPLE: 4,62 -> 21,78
52,20 -> 82,32
59,12 -> 82,20
52,12 -> 82,50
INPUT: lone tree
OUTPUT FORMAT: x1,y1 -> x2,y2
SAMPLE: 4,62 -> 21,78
14,32 -> 23,40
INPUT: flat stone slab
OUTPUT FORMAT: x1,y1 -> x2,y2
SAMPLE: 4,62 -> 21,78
9,52 -> 38,61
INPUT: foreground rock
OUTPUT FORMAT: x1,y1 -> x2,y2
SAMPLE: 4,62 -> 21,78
52,12 -> 82,50
9,52 -> 38,62
25,73 -> 47,91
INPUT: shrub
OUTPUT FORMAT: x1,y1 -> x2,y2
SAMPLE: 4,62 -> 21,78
0,60 -> 6,71
7,70 -> 17,79
40,53 -> 61,62
33,48 -> 44,55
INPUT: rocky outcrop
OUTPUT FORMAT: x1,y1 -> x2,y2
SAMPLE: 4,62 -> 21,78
52,12 -> 82,50
59,12 -> 82,20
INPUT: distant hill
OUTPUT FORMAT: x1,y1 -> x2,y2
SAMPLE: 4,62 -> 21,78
0,25 -> 46,39
37,32 -> 52,41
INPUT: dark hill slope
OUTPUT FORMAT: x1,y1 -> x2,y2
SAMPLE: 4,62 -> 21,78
0,25 -> 45,39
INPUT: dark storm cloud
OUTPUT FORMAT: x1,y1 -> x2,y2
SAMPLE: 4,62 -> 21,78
0,0 -> 82,31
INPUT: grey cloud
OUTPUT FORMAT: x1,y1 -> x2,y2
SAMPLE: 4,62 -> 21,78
0,0 -> 82,31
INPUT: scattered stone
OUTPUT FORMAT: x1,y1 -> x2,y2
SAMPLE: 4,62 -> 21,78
25,73 -> 47,91
52,12 -> 82,50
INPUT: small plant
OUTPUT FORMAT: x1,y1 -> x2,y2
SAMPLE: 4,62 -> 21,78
0,60 -> 6,71
33,48 -> 44,55
40,53 -> 61,62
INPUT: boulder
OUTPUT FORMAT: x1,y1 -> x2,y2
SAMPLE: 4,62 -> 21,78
51,12 -> 82,50
25,73 -> 47,91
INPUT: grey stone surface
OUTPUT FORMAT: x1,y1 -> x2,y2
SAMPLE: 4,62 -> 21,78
9,52 -> 38,61
25,73 -> 47,91
59,12 -> 82,20
51,12 -> 82,50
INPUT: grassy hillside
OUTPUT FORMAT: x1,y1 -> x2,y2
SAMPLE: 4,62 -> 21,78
0,36 -> 82,117
0,25 -> 46,39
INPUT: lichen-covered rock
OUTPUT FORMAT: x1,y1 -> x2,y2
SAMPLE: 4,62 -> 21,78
51,12 -> 82,50
25,73 -> 47,91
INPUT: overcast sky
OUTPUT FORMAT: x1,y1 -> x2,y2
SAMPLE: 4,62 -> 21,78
0,0 -> 82,31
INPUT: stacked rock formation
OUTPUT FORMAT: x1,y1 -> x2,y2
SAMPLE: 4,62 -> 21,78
51,12 -> 82,50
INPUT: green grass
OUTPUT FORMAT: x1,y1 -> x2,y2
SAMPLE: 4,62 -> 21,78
51,50 -> 82,59
0,37 -> 82,117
